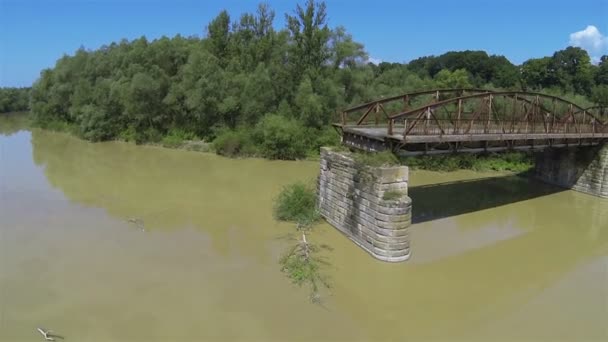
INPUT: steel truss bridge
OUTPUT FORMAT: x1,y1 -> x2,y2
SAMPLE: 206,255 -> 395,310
333,89 -> 608,155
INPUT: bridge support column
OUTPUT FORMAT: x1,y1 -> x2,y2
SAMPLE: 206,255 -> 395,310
534,143 -> 608,198
318,147 -> 411,262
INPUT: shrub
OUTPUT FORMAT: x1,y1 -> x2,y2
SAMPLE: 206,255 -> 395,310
135,127 -> 163,144
253,114 -> 307,160
402,152 -> 533,172
273,182 -> 319,228
212,128 -> 256,157
309,126 -> 340,150
161,128 -> 197,148
118,126 -> 137,142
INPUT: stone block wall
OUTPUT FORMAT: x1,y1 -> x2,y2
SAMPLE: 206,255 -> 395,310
535,144 -> 608,198
318,147 -> 411,262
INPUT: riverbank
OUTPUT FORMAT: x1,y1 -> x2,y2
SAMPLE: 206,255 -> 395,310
8,111 -> 533,172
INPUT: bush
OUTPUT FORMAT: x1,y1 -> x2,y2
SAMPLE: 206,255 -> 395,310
253,114 -> 307,160
306,126 -> 341,155
212,128 -> 256,157
118,126 -> 137,142
273,182 -> 320,228
472,152 -> 533,172
135,127 -> 163,144
161,128 -> 197,148
402,152 -> 533,172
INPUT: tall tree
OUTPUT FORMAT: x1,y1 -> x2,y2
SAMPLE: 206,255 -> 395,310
551,47 -> 594,94
286,0 -> 330,82
206,10 -> 231,65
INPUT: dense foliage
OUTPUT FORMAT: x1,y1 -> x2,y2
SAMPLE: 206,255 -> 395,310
273,181 -> 320,228
402,152 -> 533,173
20,0 -> 608,159
0,87 -> 30,113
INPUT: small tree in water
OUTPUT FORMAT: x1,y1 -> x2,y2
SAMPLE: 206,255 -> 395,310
279,233 -> 331,303
274,181 -> 330,303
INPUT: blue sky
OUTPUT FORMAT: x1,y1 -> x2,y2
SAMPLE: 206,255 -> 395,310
1,0 -> 607,87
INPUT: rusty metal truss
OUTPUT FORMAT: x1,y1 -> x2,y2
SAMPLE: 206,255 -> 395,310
334,89 -> 608,154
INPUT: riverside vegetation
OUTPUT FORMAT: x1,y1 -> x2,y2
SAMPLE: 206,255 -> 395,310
273,182 -> 330,303
0,0 -> 604,161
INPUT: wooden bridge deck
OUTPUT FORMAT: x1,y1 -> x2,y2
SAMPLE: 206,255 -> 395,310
338,125 -> 608,154
343,126 -> 608,144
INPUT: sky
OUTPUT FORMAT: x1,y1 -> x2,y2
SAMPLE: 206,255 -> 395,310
1,0 -> 607,87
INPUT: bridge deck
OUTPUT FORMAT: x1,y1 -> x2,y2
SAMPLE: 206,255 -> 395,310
343,126 -> 608,144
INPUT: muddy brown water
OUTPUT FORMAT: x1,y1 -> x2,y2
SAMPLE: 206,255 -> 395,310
1,117 -> 607,341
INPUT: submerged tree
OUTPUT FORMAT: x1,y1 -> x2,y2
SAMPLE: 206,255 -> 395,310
279,233 -> 331,303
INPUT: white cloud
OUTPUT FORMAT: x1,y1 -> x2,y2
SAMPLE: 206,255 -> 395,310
568,25 -> 608,61
367,57 -> 382,65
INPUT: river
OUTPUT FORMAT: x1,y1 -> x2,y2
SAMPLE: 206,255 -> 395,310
1,116 -> 607,341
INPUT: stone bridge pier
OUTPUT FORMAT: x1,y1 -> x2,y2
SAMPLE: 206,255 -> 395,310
535,143 -> 608,199
318,147 -> 411,262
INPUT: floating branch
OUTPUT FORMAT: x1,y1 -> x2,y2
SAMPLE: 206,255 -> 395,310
279,233 -> 332,303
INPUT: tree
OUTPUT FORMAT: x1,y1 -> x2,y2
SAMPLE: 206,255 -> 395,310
329,26 -> 367,69
434,69 -> 473,88
294,76 -> 324,128
595,55 -> 608,85
551,47 -> 594,94
590,85 -> 608,106
521,57 -> 556,90
206,10 -> 231,65
286,0 -> 331,82
0,87 -> 30,113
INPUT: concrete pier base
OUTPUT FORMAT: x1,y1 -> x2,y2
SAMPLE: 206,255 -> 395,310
535,144 -> 608,198
318,147 -> 411,262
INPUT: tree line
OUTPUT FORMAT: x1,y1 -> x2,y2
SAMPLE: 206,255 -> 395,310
2,0 -> 607,159
0,87 -> 30,113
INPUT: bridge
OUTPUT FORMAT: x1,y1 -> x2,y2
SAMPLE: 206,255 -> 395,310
319,89 -> 608,262
333,89 -> 608,155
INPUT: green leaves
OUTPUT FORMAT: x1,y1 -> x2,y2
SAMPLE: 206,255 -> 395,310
253,114 -> 308,160
0,87 -> 30,113
273,181 -> 319,227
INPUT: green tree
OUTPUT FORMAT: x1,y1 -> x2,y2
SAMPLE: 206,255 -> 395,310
521,57 -> 556,90
595,55 -> 608,85
434,69 -> 473,88
286,0 -> 330,82
206,10 -> 231,65
551,47 -> 594,94
590,85 -> 608,106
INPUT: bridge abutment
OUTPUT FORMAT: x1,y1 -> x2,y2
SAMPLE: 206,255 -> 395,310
318,147 -> 411,262
535,143 -> 608,198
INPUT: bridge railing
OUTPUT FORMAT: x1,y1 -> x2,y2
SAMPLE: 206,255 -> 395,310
392,119 -> 608,137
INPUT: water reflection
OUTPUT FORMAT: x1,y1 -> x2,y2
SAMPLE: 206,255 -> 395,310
29,128 -> 319,260
0,112 -> 29,136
